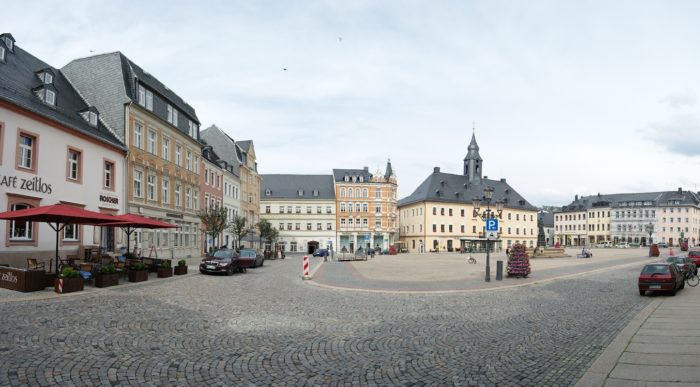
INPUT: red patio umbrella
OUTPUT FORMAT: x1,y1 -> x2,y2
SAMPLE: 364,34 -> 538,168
96,214 -> 178,255
0,204 -> 126,273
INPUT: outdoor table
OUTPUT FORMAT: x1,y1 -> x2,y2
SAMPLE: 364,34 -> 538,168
0,266 -> 47,292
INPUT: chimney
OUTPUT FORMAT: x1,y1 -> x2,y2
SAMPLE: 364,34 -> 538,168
679,187 -> 683,194
433,167 -> 440,173
500,178 -> 506,182
363,166 -> 368,172
575,195 -> 579,201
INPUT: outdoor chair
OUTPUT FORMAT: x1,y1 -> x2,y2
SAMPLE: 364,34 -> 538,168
27,258 -> 45,270
78,263 -> 93,284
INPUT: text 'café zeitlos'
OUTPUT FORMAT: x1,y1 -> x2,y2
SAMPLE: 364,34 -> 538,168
0,33 -> 126,267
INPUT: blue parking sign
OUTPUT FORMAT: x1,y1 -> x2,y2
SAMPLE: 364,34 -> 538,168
486,218 -> 499,231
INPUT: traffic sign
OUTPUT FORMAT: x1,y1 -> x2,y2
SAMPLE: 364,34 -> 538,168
486,231 -> 498,240
486,218 -> 499,231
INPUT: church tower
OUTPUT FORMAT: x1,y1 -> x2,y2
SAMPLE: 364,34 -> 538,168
463,132 -> 482,182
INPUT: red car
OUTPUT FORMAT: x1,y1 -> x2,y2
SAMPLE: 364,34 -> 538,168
638,263 -> 684,296
688,250 -> 700,267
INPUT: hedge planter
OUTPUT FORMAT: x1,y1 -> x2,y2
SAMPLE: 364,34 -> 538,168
174,266 -> 188,275
95,272 -> 120,288
128,270 -> 149,283
54,277 -> 84,294
157,267 -> 173,278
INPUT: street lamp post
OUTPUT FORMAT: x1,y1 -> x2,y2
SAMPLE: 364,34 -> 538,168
646,222 -> 654,257
472,186 -> 504,282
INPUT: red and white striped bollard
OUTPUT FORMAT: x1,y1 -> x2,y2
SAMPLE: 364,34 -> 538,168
302,255 -> 310,280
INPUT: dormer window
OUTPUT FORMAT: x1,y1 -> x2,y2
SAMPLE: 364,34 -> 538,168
313,190 -> 319,196
0,46 -> 5,62
34,87 -> 56,106
265,189 -> 271,196
167,104 -> 178,126
43,72 -> 53,84
188,120 -> 197,138
4,36 -> 13,51
137,84 -> 153,111
344,175 -> 349,182
80,107 -> 99,127
298,189 -> 304,196
359,176 -> 364,182
351,176 -> 357,182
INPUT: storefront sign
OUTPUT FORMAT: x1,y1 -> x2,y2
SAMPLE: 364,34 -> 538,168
166,212 -> 184,219
99,193 -> 119,209
0,174 -> 52,194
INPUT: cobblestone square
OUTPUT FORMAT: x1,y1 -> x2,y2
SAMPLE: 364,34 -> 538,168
0,252 -> 653,386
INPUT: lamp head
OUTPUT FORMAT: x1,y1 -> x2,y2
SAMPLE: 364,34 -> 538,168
484,186 -> 494,201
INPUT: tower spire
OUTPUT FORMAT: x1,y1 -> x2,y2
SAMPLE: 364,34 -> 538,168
463,126 -> 483,181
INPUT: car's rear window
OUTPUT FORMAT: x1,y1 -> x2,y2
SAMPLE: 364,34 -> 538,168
689,251 -> 700,257
642,265 -> 670,274
239,250 -> 256,257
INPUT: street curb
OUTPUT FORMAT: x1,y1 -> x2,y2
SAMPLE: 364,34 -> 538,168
574,298 -> 662,387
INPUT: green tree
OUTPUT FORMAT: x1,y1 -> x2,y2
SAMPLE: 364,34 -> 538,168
198,205 -> 228,253
229,215 -> 248,250
256,219 -> 272,249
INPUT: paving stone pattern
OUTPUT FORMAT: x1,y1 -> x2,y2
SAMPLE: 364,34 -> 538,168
0,257 -> 650,386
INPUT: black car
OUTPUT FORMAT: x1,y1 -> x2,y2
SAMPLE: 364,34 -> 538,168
238,248 -> 264,268
200,249 -> 241,275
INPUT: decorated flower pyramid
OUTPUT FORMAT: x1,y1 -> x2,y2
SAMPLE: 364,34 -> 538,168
507,243 -> 531,278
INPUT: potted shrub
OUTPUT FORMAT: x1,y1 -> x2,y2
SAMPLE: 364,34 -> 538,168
95,263 -> 120,288
174,259 -> 188,275
128,261 -> 149,283
650,244 -> 660,257
157,260 -> 173,278
54,267 -> 84,294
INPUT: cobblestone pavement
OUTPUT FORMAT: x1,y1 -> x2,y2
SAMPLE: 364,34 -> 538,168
0,255 -> 652,386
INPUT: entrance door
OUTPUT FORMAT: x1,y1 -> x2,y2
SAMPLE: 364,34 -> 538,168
447,240 -> 453,251
308,241 -> 319,254
101,226 -> 115,253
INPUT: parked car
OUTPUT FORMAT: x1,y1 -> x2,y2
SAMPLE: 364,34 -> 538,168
200,249 -> 240,275
638,262 -> 684,296
238,248 -> 264,268
657,241 -> 669,248
688,250 -> 700,267
616,242 -> 630,248
595,241 -> 612,248
665,256 -> 697,276
312,248 -> 328,257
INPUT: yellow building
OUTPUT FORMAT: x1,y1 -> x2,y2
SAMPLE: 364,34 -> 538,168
399,134 -> 537,253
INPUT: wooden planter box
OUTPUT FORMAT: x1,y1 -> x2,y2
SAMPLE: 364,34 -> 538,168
157,267 -> 173,278
174,265 -> 187,275
128,270 -> 149,283
95,272 -> 120,288
54,277 -> 84,294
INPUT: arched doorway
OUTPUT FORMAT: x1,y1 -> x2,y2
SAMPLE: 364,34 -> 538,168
307,241 -> 319,254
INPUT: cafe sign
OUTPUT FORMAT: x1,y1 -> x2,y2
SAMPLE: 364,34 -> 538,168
0,174 -> 53,194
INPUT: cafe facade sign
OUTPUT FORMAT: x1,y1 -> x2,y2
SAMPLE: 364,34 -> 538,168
0,174 -> 53,194
99,192 -> 119,210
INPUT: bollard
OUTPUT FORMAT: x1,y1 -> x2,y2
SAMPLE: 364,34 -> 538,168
302,255 -> 311,280
496,260 -> 503,281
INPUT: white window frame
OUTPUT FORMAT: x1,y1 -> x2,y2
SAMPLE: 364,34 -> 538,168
134,122 -> 143,149
63,224 -> 78,241
19,135 -> 33,169
194,190 -> 199,210
162,178 -> 169,204
147,174 -> 156,201
186,187 -> 191,209
186,149 -> 192,170
175,184 -> 181,207
67,149 -> 80,180
176,144 -> 182,166
44,72 -> 53,84
148,129 -> 156,154
138,85 -> 146,106
104,161 -> 113,189
162,137 -> 170,161
88,111 -> 98,126
173,109 -> 178,126
10,204 -> 32,240
0,46 -> 5,61
134,169 -> 143,198
145,90 -> 153,111
45,89 -> 55,106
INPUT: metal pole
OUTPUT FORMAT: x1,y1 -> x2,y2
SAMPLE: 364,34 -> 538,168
485,238 -> 491,282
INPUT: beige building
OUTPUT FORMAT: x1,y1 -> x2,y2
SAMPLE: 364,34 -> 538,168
333,161 -> 398,253
63,52 -> 202,258
399,134 -> 538,253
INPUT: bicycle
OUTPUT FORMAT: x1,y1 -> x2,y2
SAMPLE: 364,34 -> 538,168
467,255 -> 477,264
683,269 -> 700,287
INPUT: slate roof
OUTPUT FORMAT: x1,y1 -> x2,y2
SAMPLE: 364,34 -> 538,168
538,210 -> 555,227
0,35 -> 125,151
200,125 -> 244,175
237,140 -> 252,152
62,52 -> 199,144
332,168 -> 373,182
260,174 -> 336,200
557,189 -> 700,213
398,168 -> 537,211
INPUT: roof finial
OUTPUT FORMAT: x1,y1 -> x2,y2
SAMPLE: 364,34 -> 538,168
472,121 -> 475,133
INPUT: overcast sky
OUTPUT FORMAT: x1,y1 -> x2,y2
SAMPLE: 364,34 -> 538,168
7,1 -> 700,206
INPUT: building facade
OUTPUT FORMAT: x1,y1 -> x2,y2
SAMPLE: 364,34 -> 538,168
220,161 -> 241,249
200,125 -> 261,230
0,34 -> 127,266
554,189 -> 700,247
333,162 -> 398,253
200,145 -> 224,253
398,133 -> 538,253
63,52 -> 202,258
260,174 -> 336,253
